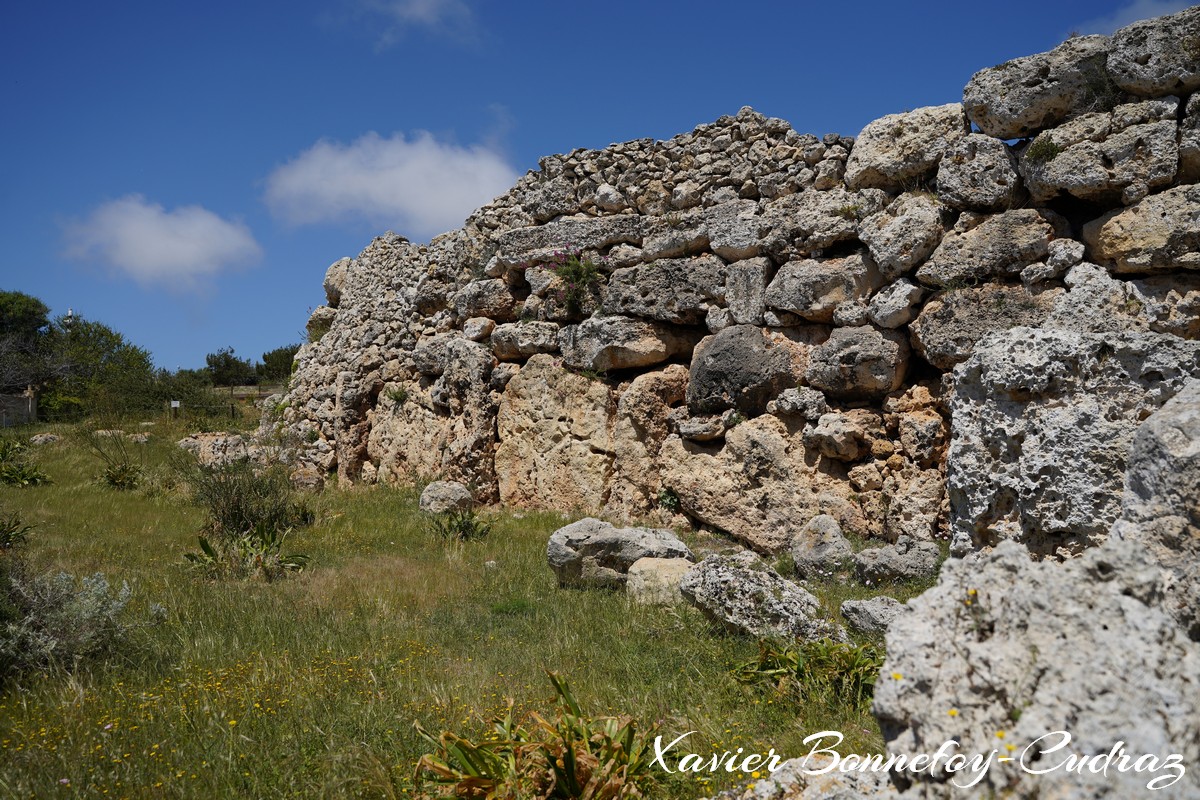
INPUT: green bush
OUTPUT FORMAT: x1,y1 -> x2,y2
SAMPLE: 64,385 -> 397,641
415,672 -> 661,799
0,565 -> 162,678
182,460 -> 312,581
541,248 -> 605,316
187,460 -> 311,538
426,509 -> 492,542
0,437 -> 50,487
83,428 -> 143,491
0,506 -> 34,550
184,523 -> 309,583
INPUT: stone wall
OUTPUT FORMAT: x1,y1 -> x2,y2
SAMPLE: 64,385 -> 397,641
279,7 -> 1200,557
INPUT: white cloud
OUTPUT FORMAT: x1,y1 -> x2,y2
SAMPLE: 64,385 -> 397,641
62,195 -> 262,290
1073,0 -> 1192,34
357,0 -> 475,46
264,131 -> 519,241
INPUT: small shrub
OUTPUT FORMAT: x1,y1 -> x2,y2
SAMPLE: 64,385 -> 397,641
184,523 -> 309,582
1024,134 -> 1060,165
415,671 -> 661,799
0,567 -> 163,678
187,460 -> 311,539
734,638 -> 884,715
833,204 -> 861,220
0,508 -> 33,550
83,428 -> 142,491
426,509 -> 492,542
657,487 -> 680,513
387,386 -> 409,406
541,248 -> 605,316
101,461 -> 143,491
0,438 -> 50,487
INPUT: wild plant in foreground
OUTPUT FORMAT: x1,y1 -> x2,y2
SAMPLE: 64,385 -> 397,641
415,671 -> 660,799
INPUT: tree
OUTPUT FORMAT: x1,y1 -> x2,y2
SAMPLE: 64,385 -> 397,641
38,314 -> 157,419
0,291 -> 50,342
0,291 -> 52,392
258,344 -> 300,383
205,347 -> 258,388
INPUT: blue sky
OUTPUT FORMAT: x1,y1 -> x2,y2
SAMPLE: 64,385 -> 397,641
0,0 -> 1190,370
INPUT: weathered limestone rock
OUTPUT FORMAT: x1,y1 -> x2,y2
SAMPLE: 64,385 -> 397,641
674,413 -> 722,443
844,104 -> 969,191
452,278 -> 519,322
764,254 -> 883,323
28,433 -> 59,446
412,331 -> 463,376
462,316 -> 495,342
368,338 -> 500,494
867,279 -> 924,329
909,284 -> 1059,370
1020,99 -> 1179,206
1181,93 -> 1200,184
323,257 -> 352,307
680,551 -> 846,641
687,325 -> 821,415
725,256 -> 770,325
935,134 -> 1022,211
897,411 -> 946,468
177,433 -> 252,466
803,411 -> 882,462
1114,380 -> 1200,639
604,254 -> 726,325
522,176 -> 579,222
875,540 -> 1200,800
854,536 -> 941,583
701,199 -> 763,261
418,480 -> 473,514
660,416 -> 871,552
805,326 -> 909,399
840,596 -> 904,636
1107,5 -> 1200,97
1083,184 -> 1200,273
547,517 -> 693,588
495,355 -> 614,511
489,321 -> 560,361
559,316 -> 699,372
858,194 -> 944,279
760,187 -> 888,256
963,34 -> 1120,139
626,557 -> 694,605
604,365 -> 690,520
791,514 -> 853,579
306,305 -> 337,340
1045,262 -> 1200,338
947,327 -> 1200,556
768,386 -> 828,420
916,209 -> 1067,287
883,466 -> 946,542
495,216 -> 648,267
697,754 -> 893,800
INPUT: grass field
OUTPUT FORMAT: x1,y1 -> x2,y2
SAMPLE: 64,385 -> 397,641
0,420 -> 912,799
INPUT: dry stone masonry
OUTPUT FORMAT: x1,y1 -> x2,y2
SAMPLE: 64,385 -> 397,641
278,7 -> 1200,566
273,7 -> 1200,799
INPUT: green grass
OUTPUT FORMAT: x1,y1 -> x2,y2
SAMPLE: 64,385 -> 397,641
0,422 -> 886,799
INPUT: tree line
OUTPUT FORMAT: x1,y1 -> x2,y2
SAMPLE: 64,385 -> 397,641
1,290 -> 299,420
